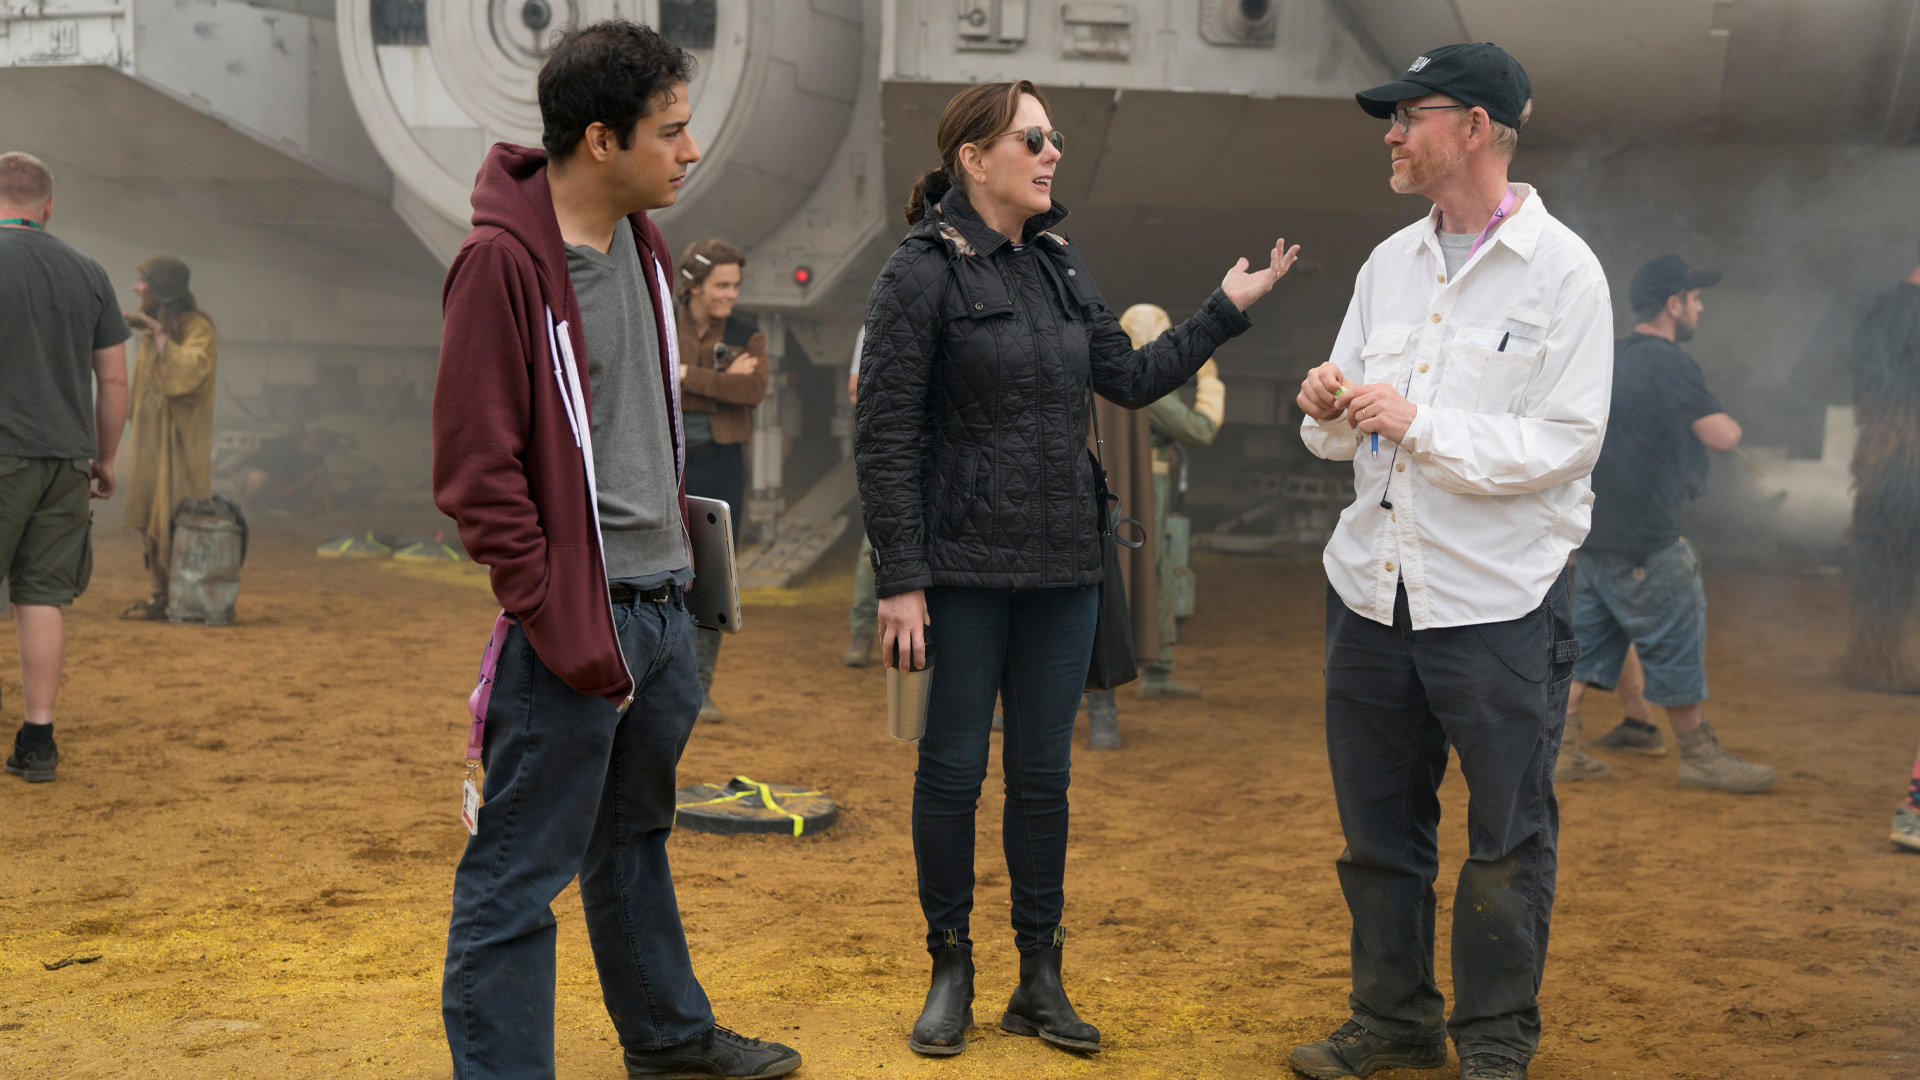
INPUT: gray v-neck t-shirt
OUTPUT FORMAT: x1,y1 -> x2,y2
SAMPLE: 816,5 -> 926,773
564,219 -> 689,587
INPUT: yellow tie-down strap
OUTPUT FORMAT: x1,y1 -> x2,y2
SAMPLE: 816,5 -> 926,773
677,776 -> 822,836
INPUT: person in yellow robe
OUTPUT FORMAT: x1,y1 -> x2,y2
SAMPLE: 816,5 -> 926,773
120,256 -> 216,619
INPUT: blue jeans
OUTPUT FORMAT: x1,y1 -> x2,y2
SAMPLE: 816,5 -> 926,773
1322,573 -> 1577,1065
1571,540 -> 1708,706
443,589 -> 712,1080
914,585 -> 1099,954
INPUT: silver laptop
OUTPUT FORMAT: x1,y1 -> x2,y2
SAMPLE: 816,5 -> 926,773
684,495 -> 742,634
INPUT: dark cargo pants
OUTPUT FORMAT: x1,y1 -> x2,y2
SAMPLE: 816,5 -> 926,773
1322,571 -> 1577,1065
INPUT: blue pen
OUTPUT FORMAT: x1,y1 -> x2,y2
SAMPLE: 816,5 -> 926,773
1371,433 -> 1379,458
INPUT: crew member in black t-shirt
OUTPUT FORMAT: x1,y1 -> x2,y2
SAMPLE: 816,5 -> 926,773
1561,254 -> 1776,793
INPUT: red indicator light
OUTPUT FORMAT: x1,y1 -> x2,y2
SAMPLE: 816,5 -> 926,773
793,266 -> 813,286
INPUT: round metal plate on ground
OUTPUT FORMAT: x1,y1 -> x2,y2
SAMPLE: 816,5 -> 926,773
674,777 -> 836,837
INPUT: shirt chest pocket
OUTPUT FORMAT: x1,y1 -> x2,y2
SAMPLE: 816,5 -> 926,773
1358,326 -> 1413,387
1448,304 -> 1550,415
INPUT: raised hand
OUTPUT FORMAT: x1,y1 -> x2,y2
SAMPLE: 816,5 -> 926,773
1221,238 -> 1303,312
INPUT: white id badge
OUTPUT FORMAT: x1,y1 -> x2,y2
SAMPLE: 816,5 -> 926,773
461,773 -> 482,835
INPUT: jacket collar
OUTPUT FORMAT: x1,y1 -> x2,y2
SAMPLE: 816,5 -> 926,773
932,187 -> 1070,256
1407,182 -> 1545,263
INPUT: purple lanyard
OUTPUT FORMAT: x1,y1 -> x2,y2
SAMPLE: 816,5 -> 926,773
466,611 -> 515,762
1463,186 -> 1519,265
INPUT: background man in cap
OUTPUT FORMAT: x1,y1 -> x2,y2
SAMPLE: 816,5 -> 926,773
1561,256 -> 1776,793
0,150 -> 130,784
1292,43 -> 1609,1080
120,255 -> 218,619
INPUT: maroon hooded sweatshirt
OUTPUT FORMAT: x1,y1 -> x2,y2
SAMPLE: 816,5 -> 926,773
433,143 -> 688,710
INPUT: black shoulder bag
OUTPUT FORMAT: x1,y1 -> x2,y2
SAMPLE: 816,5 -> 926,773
1084,389 -> 1146,690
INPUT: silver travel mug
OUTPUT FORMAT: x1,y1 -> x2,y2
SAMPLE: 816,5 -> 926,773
886,637 -> 934,742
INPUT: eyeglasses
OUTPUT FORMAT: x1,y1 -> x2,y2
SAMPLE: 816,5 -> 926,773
1390,104 -> 1467,133
989,126 -> 1066,156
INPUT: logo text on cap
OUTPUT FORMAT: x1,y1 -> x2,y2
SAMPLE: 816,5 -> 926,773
1408,55 -> 1431,72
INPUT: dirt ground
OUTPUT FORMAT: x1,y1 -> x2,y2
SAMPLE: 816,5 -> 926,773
1,522 -> 1916,1079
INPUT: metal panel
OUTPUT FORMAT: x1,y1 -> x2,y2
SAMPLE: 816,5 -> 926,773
133,0 -> 314,151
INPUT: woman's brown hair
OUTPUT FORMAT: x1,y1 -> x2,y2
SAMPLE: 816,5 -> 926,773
676,238 -> 746,306
903,80 -> 1051,226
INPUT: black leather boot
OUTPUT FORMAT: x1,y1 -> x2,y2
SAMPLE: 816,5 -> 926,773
909,944 -> 974,1055
999,942 -> 1100,1053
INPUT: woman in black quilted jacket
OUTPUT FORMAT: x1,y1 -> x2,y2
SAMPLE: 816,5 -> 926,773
854,80 -> 1299,1058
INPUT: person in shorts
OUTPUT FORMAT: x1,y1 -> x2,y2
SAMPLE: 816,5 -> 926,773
1562,254 -> 1775,793
0,151 -> 130,783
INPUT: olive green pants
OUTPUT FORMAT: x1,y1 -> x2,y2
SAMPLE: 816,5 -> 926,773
0,457 -> 93,607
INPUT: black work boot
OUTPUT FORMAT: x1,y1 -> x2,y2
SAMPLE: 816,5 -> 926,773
1287,1018 -> 1447,1078
908,942 -> 974,1055
623,1025 -> 800,1079
999,938 -> 1100,1053
1459,1051 -> 1527,1079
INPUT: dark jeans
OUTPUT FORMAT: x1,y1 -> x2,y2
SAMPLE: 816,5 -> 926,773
1322,572 -> 1576,1065
443,589 -> 711,1080
914,585 -> 1099,954
685,441 -> 743,692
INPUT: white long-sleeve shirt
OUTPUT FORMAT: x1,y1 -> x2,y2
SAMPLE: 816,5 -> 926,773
1302,184 -> 1613,630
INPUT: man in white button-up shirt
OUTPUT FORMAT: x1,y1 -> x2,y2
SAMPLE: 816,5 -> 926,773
1287,44 -> 1609,1080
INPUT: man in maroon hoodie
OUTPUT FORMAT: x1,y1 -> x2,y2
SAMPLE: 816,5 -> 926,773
432,22 -> 800,1080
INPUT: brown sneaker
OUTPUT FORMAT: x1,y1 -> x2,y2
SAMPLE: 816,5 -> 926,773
1676,721 -> 1776,793
1288,1019 -> 1447,1078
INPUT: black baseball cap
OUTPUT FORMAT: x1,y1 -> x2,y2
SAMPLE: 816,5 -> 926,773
1628,255 -> 1721,313
1355,43 -> 1533,129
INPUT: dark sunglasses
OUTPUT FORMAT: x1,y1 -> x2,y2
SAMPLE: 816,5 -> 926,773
990,126 -> 1066,156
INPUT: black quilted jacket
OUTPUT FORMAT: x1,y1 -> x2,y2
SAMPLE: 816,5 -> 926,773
854,188 -> 1252,597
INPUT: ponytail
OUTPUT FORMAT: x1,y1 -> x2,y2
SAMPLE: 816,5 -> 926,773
904,166 -> 953,226
904,81 -> 1052,227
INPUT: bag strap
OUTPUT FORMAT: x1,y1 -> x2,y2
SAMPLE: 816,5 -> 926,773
1086,380 -> 1106,472
1084,383 -> 1146,549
